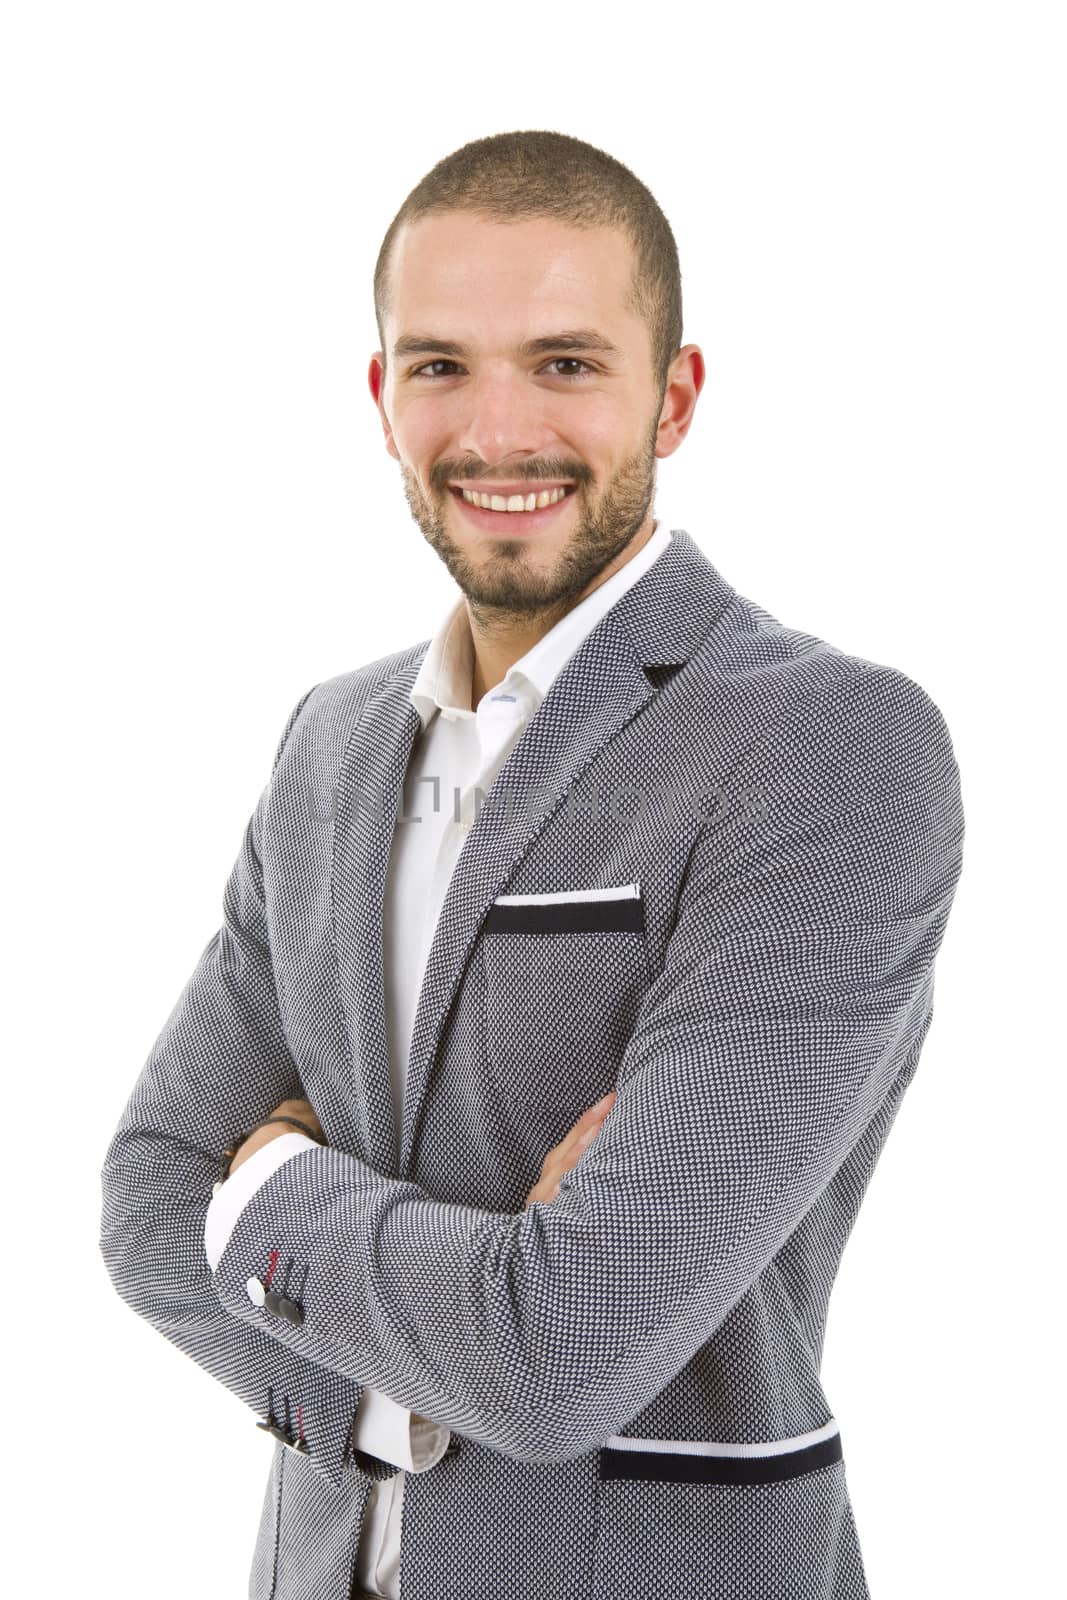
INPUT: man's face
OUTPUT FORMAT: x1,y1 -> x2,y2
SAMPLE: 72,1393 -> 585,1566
369,212 -> 678,618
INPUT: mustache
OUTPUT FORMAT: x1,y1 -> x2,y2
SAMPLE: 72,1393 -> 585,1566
434,468 -> 589,488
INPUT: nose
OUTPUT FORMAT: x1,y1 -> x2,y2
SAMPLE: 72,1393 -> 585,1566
455,368 -> 557,475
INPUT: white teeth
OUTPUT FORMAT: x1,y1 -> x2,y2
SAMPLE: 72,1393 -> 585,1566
459,486 -> 570,512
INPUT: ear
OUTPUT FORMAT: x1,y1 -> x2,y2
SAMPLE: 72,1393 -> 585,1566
654,345 -> 705,460
368,352 -> 399,462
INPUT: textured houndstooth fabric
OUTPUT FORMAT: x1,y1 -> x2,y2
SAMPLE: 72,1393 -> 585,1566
99,528 -> 965,1599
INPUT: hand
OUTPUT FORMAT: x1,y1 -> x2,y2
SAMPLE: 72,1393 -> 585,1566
524,1091 -> 617,1209
227,1096 -> 324,1178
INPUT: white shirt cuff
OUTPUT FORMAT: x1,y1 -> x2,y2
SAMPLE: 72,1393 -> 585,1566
204,1130 -> 319,1272
354,1385 -> 452,1472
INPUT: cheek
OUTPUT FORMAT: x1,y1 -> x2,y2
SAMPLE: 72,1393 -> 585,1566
392,412 -> 452,483
397,415 -> 435,454
563,399 -> 629,459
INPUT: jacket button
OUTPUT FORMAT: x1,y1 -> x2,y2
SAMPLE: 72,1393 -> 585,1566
264,1290 -> 304,1324
246,1276 -> 266,1307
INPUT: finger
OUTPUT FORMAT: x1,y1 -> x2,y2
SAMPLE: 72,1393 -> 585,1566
539,1100 -> 608,1166
530,1092 -> 618,1208
567,1091 -> 617,1139
561,1092 -> 617,1151
544,1106 -> 612,1186
527,1171 -> 564,1208
529,1117 -> 603,1207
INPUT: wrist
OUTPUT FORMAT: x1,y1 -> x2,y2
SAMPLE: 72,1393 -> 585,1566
222,1113 -> 324,1180
228,1123 -> 284,1175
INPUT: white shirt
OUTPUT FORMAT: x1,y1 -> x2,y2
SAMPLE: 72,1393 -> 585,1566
204,521 -> 673,1599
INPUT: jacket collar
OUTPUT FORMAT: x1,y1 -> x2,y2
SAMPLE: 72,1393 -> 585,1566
409,520 -> 674,730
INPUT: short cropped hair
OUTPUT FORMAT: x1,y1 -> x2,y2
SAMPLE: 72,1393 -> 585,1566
373,130 -> 683,402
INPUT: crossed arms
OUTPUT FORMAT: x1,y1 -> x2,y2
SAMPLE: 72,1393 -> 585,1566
99,665 -> 964,1485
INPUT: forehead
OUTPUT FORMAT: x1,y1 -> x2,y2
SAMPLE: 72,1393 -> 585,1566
385,212 -> 639,345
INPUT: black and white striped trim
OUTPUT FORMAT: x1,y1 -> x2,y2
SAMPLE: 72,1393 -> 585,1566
484,882 -> 644,935
599,1419 -> 843,1484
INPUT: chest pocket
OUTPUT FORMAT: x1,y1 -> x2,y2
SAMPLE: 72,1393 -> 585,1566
480,883 -> 649,1111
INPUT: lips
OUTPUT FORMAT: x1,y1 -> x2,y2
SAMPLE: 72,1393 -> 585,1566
448,484 -> 577,536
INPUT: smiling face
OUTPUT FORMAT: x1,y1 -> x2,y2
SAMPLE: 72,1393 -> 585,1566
369,211 -> 702,620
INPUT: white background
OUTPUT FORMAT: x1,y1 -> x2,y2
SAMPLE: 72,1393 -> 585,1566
3,3 -> 1062,1595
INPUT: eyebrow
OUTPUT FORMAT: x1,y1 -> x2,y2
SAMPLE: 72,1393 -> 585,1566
392,328 -> 624,363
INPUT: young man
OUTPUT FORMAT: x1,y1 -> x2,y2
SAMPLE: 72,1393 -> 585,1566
101,130 -> 965,1600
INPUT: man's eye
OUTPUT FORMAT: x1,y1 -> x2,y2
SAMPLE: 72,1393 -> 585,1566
549,359 -> 593,379
410,359 -> 595,381
411,360 -> 460,379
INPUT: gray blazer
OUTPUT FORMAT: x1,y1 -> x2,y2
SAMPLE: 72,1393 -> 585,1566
99,528 -> 965,1599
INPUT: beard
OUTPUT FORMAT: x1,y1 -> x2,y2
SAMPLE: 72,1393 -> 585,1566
398,413 -> 660,631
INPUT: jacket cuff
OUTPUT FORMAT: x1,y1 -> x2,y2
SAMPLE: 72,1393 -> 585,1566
205,1131 -> 320,1271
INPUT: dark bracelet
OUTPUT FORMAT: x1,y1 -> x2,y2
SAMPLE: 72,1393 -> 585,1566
220,1114 -> 324,1181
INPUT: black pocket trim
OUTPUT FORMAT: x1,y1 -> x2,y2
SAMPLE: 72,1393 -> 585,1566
485,897 -> 644,934
599,1429 -> 843,1485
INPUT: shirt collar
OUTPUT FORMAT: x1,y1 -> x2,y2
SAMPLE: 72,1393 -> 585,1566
410,522 -> 673,731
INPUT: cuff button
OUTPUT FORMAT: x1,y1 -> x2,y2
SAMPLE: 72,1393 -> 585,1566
264,1290 -> 305,1324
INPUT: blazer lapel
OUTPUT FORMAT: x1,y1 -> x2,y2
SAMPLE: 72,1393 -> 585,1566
398,611 -> 660,1175
330,672 -> 424,1175
329,530 -> 737,1180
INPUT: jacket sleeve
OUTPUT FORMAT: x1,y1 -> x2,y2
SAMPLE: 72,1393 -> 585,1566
208,665 -> 966,1466
204,1133 -> 452,1472
98,684 -> 377,1493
